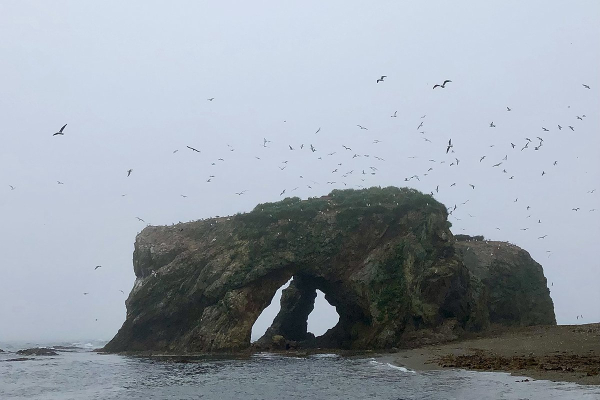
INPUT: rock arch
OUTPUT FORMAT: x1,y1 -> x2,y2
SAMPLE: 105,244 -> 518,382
103,187 -> 554,353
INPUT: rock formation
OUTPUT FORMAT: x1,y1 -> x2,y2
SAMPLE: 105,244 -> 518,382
104,187 -> 555,353
455,237 -> 555,326
16,348 -> 58,356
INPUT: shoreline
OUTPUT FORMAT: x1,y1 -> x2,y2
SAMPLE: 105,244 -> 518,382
96,323 -> 599,385
387,323 -> 600,385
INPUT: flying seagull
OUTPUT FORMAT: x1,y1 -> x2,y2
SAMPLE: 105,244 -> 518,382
207,97 -> 215,101
315,127 -> 321,134
446,139 -> 453,154
57,181 -> 64,184
53,124 -> 67,136
357,125 -> 368,130
376,75 -> 386,83
433,80 -> 452,89
489,122 -> 496,128
127,169 -> 133,177
582,84 -> 590,89
391,111 -> 397,118
136,217 -> 145,222
9,185 -> 15,190
538,235 -> 547,239
507,107 -> 511,111
187,145 -> 201,153
94,266 -> 102,270
417,121 -> 424,130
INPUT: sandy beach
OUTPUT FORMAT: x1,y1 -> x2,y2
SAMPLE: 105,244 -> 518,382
388,323 -> 600,385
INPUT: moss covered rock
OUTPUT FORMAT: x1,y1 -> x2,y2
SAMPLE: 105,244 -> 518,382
103,187 -> 554,353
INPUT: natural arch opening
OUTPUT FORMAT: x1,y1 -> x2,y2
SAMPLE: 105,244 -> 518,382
251,278 -> 292,342
307,289 -> 339,337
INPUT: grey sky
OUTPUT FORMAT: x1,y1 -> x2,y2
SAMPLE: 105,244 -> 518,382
1,1 -> 598,342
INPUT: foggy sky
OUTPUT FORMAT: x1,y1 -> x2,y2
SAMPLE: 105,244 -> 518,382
1,1 -> 599,343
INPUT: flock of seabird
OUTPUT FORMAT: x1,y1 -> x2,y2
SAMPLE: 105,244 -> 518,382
6,77 -> 596,308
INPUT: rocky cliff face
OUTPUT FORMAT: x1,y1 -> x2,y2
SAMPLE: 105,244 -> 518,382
455,238 -> 556,326
103,187 -> 555,353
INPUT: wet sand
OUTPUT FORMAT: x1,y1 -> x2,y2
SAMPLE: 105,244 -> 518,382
389,323 -> 600,385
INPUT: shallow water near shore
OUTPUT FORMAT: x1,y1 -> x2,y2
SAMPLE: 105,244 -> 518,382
1,341 -> 599,400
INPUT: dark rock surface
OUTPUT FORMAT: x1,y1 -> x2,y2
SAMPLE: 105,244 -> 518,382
104,187 -> 555,354
455,240 -> 556,326
16,348 -> 58,356
5,358 -> 34,362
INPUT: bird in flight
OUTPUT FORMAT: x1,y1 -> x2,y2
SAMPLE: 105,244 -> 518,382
469,184 -> 475,189
357,125 -> 368,130
542,127 -> 549,131
315,127 -> 321,134
568,126 -> 574,131
136,217 -> 145,222
538,235 -> 547,239
342,145 -> 352,151
480,156 -> 486,162
127,169 -> 133,177
376,75 -> 386,83
280,189 -> 286,196
9,185 -> 15,190
493,162 -> 502,167
187,146 -> 201,153
94,266 -> 102,270
446,139 -> 453,154
57,181 -> 64,184
572,208 -> 580,211
433,80 -> 452,89
207,98 -> 215,101
582,84 -> 590,89
557,125 -> 562,130
53,124 -> 67,136
489,122 -> 496,128
417,122 -> 424,130
181,195 -> 188,198
235,190 -> 247,195
506,107 -> 511,111
391,111 -> 397,118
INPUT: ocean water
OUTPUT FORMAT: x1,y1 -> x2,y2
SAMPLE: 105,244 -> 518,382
1,341 -> 599,400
